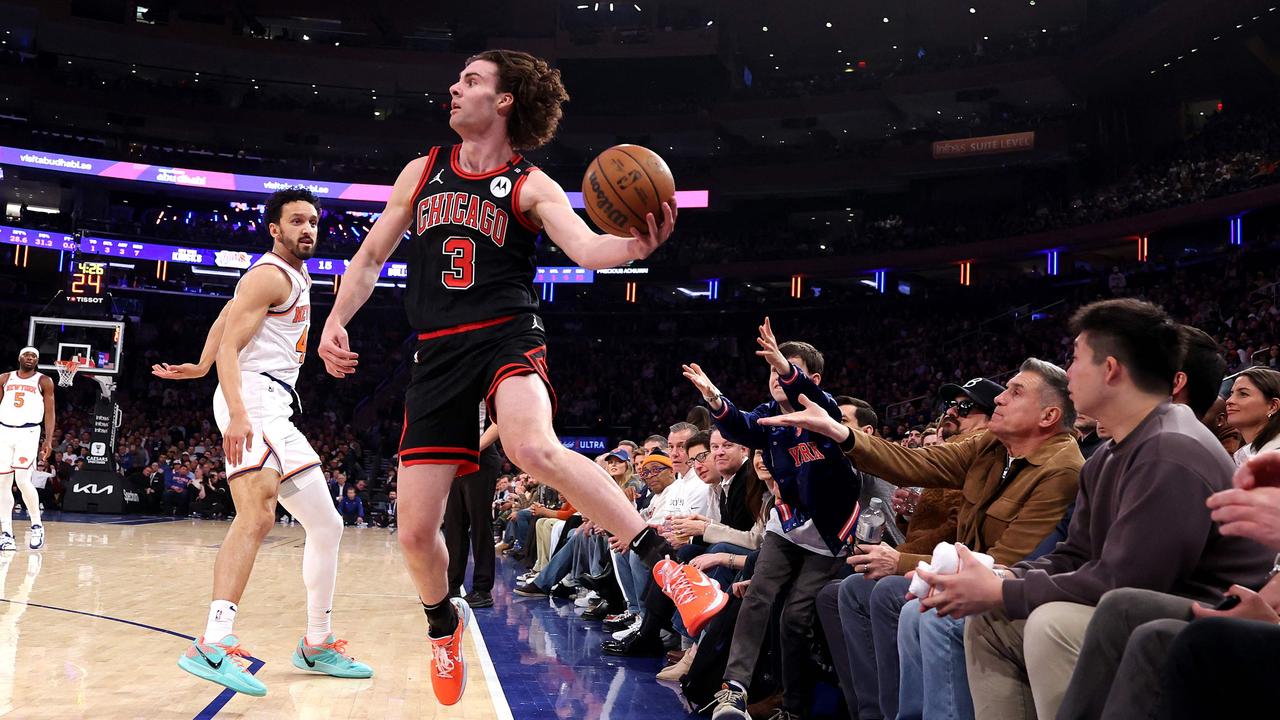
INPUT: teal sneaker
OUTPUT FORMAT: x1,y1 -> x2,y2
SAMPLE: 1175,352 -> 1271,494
177,635 -> 267,697
291,635 -> 373,678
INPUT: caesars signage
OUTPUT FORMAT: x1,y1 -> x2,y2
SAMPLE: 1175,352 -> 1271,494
932,131 -> 1035,160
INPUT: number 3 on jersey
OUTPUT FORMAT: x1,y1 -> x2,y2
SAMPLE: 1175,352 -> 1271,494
441,236 -> 476,290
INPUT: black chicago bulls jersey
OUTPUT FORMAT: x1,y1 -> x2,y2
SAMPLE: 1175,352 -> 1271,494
404,144 -> 541,332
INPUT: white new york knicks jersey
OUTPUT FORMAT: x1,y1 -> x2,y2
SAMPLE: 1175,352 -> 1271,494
236,252 -> 310,387
0,371 -> 45,427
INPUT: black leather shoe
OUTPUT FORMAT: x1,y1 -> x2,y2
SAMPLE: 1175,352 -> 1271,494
601,631 -> 665,657
549,582 -> 577,599
463,590 -> 494,608
582,601 -> 623,622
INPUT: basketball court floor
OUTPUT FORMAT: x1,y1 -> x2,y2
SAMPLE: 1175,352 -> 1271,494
0,514 -> 694,719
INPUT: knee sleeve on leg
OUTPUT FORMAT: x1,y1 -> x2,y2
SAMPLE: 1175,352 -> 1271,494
13,470 -> 41,525
279,470 -> 343,627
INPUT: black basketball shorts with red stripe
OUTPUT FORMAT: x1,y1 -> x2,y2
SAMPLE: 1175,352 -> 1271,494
399,313 -> 557,476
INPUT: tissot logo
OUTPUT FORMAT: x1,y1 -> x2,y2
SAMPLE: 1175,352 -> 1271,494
72,483 -> 114,495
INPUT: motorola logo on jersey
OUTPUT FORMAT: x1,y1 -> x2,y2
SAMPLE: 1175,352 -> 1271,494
416,191 -> 510,247
490,176 -> 512,198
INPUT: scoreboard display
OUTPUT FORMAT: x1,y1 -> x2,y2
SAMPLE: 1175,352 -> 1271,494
67,260 -> 107,304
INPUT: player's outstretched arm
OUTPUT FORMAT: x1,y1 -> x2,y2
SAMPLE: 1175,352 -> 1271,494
216,268 -> 290,466
523,172 -> 676,270
319,156 -> 424,378
152,300 -> 232,380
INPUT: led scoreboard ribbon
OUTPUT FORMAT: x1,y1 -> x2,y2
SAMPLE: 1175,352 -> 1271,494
0,145 -> 709,209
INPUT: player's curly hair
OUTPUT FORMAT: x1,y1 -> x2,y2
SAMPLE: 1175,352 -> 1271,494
467,49 -> 570,151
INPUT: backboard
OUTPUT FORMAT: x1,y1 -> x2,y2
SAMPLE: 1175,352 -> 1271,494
27,316 -> 125,376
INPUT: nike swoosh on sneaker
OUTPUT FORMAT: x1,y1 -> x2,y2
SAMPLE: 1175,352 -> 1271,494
195,646 -> 223,670
685,572 -> 717,589
301,651 -> 317,668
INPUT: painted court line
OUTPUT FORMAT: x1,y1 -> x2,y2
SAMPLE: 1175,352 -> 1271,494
466,613 -> 515,720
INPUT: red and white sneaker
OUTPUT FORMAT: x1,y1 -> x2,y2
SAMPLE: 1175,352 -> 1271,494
429,597 -> 471,706
653,559 -> 728,636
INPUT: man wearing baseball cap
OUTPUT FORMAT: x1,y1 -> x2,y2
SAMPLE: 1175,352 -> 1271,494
937,377 -> 1002,441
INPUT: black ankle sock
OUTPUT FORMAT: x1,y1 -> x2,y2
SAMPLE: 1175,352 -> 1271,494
629,526 -> 675,569
422,597 -> 458,638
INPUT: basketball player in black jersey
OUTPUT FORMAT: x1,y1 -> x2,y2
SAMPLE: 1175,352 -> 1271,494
318,49 -> 727,705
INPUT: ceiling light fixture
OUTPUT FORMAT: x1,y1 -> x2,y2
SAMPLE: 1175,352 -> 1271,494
882,17 -> 890,23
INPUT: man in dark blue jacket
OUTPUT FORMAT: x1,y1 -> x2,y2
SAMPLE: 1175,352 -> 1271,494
338,486 -> 365,527
683,318 -> 862,720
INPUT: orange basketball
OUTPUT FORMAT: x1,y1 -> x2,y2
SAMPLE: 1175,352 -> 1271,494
581,144 -> 676,236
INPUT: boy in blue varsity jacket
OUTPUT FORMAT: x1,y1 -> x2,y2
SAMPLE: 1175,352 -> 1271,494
682,317 -> 861,720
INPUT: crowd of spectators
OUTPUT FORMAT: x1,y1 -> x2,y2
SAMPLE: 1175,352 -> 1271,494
478,271 -> 1280,720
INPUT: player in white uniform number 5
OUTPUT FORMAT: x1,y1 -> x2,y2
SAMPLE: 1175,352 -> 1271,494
153,189 -> 371,697
0,347 -> 54,551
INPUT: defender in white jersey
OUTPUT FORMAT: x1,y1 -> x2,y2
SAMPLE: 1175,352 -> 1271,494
152,189 -> 372,697
0,347 -> 53,551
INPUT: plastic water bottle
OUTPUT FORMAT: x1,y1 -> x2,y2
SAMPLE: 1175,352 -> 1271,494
855,498 -> 887,545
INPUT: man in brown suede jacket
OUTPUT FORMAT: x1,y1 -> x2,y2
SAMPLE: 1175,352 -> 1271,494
764,359 -> 1082,720
815,382 -> 991,719
887,378 -> 1006,575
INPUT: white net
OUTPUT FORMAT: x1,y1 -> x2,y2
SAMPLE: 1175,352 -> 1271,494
55,360 -> 80,387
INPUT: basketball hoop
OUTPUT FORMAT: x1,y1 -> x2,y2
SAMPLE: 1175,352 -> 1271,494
55,359 -> 80,387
